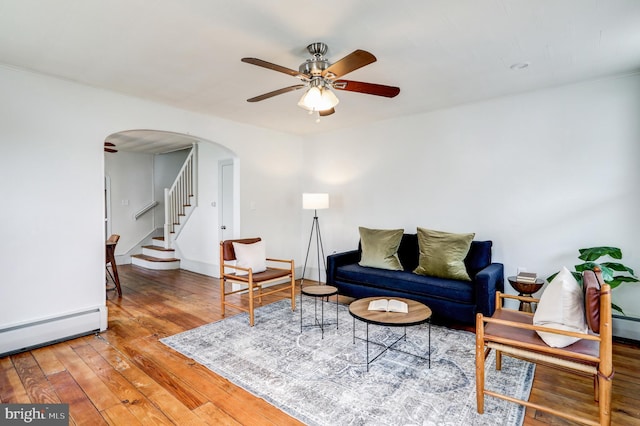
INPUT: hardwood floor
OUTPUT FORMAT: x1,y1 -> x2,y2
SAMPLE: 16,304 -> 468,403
1,265 -> 639,425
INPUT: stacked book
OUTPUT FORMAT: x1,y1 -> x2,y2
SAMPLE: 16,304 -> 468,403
516,271 -> 538,283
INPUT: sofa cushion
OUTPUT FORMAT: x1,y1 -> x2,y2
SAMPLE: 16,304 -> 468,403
414,228 -> 475,281
335,263 -> 475,304
465,240 -> 492,276
357,233 -> 491,277
358,227 -> 404,270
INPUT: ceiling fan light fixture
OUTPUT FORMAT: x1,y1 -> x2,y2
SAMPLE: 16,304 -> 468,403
243,42 -> 399,117
298,86 -> 339,112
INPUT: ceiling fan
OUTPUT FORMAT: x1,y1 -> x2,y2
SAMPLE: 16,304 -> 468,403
241,42 -> 400,118
104,142 -> 117,153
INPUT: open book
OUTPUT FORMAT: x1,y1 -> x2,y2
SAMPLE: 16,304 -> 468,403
367,299 -> 408,313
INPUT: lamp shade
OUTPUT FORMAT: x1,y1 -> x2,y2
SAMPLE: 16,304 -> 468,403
302,193 -> 329,210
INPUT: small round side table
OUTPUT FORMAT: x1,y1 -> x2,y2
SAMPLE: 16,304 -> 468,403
507,276 -> 545,313
300,285 -> 339,339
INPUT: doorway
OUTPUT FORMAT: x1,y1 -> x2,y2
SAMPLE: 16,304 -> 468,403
219,159 -> 234,241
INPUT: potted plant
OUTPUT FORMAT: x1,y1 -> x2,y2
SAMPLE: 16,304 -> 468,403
548,246 -> 638,314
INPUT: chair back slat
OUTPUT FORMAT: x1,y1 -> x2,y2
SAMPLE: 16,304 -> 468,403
220,238 -> 261,261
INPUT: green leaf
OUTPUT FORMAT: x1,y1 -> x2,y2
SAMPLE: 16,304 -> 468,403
578,246 -> 622,261
574,262 -> 615,281
609,276 -> 640,289
572,271 -> 583,285
546,271 -> 559,282
600,262 -> 637,277
575,262 -> 599,272
612,302 -> 625,315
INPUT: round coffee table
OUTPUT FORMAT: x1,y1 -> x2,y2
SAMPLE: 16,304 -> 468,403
349,297 -> 432,370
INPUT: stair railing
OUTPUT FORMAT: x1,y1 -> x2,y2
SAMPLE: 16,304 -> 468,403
163,144 -> 198,249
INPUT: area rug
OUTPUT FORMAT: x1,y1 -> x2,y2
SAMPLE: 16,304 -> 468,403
161,300 -> 535,426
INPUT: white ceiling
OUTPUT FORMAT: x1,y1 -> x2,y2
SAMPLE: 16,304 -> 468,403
2,0 -> 640,145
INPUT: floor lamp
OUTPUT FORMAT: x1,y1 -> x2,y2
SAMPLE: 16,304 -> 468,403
301,193 -> 329,286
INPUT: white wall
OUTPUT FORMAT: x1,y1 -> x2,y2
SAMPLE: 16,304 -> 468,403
305,74 -> 640,321
0,65 -> 303,353
1,67 -> 106,334
105,150 -> 155,254
173,141 -> 235,276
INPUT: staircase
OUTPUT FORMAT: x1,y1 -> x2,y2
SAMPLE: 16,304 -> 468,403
131,237 -> 180,270
131,144 -> 197,271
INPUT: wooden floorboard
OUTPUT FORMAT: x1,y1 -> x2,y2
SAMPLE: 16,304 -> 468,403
1,265 -> 638,425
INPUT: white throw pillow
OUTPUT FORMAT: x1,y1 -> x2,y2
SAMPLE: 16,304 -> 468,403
533,266 -> 587,348
232,241 -> 267,276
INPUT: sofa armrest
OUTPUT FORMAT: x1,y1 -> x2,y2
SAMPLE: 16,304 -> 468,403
326,249 -> 361,285
474,263 -> 504,317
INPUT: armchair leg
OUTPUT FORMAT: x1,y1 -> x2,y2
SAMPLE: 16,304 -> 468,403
249,283 -> 255,326
290,273 -> 296,311
475,313 -> 485,414
220,278 -> 226,318
599,376 -> 612,426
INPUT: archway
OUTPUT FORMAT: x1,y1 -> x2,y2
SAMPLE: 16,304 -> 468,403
104,129 -> 238,277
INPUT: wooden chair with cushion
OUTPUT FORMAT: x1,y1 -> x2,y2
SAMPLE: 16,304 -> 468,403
475,268 -> 613,426
219,238 -> 295,326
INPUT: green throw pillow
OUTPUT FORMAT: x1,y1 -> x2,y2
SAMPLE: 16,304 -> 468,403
413,227 -> 475,281
358,227 -> 404,271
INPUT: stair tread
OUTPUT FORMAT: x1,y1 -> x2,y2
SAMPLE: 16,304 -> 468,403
141,245 -> 174,252
132,254 -> 180,262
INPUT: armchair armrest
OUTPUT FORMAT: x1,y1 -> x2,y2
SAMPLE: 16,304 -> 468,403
326,249 -> 361,285
477,313 -> 601,363
266,257 -> 294,272
497,292 -> 539,309
474,263 -> 504,317
222,257 -> 294,276
266,257 -> 294,265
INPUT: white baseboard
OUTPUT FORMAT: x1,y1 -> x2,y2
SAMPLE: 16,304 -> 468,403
613,315 -> 640,341
0,306 -> 107,356
179,258 -> 219,277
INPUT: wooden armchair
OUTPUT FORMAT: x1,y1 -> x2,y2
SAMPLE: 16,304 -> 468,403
219,238 -> 295,326
475,268 -> 613,426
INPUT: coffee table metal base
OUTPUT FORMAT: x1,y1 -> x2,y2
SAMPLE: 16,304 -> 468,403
348,297 -> 432,371
353,319 -> 431,371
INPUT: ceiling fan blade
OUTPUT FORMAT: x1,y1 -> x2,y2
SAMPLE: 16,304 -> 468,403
333,80 -> 400,98
104,141 -> 115,147
322,50 -> 376,79
319,108 -> 335,117
247,84 -> 306,102
104,148 -> 118,153
241,57 -> 308,78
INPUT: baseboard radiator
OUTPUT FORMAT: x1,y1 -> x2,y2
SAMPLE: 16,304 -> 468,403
0,306 -> 108,357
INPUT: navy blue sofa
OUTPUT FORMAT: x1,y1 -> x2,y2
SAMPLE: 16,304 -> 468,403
326,233 -> 504,324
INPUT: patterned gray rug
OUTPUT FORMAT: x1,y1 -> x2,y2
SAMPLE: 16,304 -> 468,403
161,299 -> 534,426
